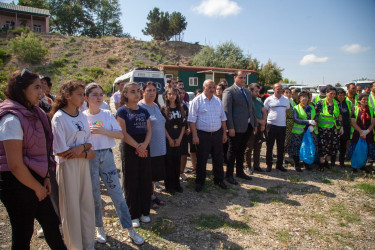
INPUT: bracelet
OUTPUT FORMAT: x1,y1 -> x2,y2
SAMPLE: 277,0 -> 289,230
85,151 -> 87,159
82,144 -> 87,151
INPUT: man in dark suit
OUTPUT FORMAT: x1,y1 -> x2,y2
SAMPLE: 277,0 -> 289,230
222,71 -> 258,185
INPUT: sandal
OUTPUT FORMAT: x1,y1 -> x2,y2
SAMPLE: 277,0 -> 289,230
153,197 -> 165,206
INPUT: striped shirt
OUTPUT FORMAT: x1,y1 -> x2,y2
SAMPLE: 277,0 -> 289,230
188,93 -> 227,132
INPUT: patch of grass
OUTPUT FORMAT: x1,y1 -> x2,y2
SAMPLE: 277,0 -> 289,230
276,230 -> 290,243
267,185 -> 283,194
150,217 -> 175,236
307,228 -> 321,237
64,51 -> 74,57
320,177 -> 334,185
329,202 -> 360,224
333,232 -> 355,247
52,57 -> 69,68
135,61 -> 145,67
107,56 -> 120,64
126,43 -> 133,48
247,187 -> 266,194
309,213 -> 327,224
271,197 -> 284,203
249,194 -> 260,206
191,214 -> 255,234
354,183 -> 375,197
288,176 -> 306,183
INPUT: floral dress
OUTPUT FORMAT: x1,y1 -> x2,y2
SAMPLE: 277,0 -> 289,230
315,100 -> 342,157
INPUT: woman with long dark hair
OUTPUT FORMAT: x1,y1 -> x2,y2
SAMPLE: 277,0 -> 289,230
0,69 -> 66,249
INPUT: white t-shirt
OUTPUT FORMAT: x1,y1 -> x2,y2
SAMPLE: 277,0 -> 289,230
51,109 -> 92,163
0,114 -> 23,141
83,109 -> 121,150
264,95 -> 290,126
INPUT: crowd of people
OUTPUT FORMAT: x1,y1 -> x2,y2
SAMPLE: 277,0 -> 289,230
1,68 -> 375,249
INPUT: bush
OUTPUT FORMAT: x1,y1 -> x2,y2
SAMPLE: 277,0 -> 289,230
10,32 -> 48,63
52,58 -> 69,68
0,49 -> 9,60
107,57 -> 120,64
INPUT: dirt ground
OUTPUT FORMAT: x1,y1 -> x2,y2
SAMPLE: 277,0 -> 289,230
1,141 -> 375,249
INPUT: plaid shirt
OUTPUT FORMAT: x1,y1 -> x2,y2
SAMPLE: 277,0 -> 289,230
188,93 -> 227,132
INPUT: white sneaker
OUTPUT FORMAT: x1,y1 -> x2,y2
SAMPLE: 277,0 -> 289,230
140,215 -> 151,223
96,227 -> 106,243
37,228 -> 44,238
128,228 -> 144,245
180,173 -> 187,180
132,218 -> 140,228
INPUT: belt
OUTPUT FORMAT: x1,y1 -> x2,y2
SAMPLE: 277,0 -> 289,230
197,129 -> 222,135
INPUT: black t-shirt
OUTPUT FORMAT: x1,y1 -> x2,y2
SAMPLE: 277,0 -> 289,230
165,106 -> 186,139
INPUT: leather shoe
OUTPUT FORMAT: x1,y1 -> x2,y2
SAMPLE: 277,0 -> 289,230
236,173 -> 252,180
254,167 -> 264,172
266,166 -> 272,172
215,181 -> 227,189
175,186 -> 183,193
226,176 -> 238,185
276,166 -> 288,172
195,184 -> 203,192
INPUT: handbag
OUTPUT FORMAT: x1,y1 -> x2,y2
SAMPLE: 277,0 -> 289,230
351,138 -> 368,169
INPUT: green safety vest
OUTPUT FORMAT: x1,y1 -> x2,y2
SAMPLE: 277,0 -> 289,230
292,104 -> 318,135
350,106 -> 374,140
369,93 -> 375,110
344,97 -> 353,116
317,99 -> 340,129
290,99 -> 296,108
346,94 -> 358,106
312,95 -> 322,105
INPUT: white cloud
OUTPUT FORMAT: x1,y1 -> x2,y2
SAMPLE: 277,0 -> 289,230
299,54 -> 328,66
341,44 -> 370,54
306,46 -> 317,52
193,0 -> 241,17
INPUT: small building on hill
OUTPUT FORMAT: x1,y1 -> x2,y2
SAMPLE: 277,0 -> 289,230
157,64 -> 257,92
0,3 -> 50,33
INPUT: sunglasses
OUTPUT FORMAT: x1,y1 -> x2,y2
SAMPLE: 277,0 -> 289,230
20,68 -> 32,77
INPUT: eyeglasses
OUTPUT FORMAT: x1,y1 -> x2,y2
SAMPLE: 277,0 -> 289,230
20,68 -> 32,77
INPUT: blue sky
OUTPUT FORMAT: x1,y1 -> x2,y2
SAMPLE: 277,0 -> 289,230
6,0 -> 375,85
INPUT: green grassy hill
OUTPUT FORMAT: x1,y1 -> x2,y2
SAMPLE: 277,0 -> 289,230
0,32 -> 202,97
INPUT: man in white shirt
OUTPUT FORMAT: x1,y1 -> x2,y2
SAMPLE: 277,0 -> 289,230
264,83 -> 290,172
188,80 -> 228,192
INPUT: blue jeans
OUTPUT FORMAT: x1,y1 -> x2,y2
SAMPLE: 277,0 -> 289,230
89,149 -> 132,229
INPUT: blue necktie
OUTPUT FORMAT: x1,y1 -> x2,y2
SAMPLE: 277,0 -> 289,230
241,88 -> 249,108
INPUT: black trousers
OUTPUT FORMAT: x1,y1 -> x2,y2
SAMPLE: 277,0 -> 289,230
165,145 -> 181,191
266,124 -> 286,168
196,129 -> 224,185
0,171 -> 66,250
338,136 -> 348,165
121,137 -> 152,220
226,124 -> 252,177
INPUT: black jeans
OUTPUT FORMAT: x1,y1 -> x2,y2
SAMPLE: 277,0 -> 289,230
196,129 -> 225,185
165,145 -> 181,190
266,124 -> 286,168
226,124 -> 252,177
121,136 -> 152,220
0,171 -> 66,250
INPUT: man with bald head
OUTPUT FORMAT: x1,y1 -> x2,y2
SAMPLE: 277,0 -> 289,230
188,79 -> 228,192
223,71 -> 258,184
263,83 -> 290,172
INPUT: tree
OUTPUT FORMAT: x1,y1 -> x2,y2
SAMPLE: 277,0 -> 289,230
192,41 -> 249,69
335,83 -> 341,87
18,0 -> 49,9
258,60 -> 284,86
142,8 -> 187,41
169,12 -> 187,41
10,32 -> 48,64
84,0 -> 123,37
247,55 -> 260,71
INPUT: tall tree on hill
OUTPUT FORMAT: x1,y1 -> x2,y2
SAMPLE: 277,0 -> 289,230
192,41 -> 248,69
18,0 -> 49,9
169,12 -> 187,41
49,0 -> 95,36
142,7 -> 187,41
90,0 -> 123,37
258,60 -> 284,86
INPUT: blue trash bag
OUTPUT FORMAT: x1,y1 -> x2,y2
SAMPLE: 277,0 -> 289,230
351,138 -> 368,169
299,131 -> 316,165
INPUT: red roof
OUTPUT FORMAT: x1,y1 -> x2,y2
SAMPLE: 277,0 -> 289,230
157,64 -> 257,74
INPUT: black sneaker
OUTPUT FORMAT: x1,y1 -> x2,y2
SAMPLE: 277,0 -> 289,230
276,166 -> 288,172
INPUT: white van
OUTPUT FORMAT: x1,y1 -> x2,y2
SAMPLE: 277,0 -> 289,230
110,68 -> 166,112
